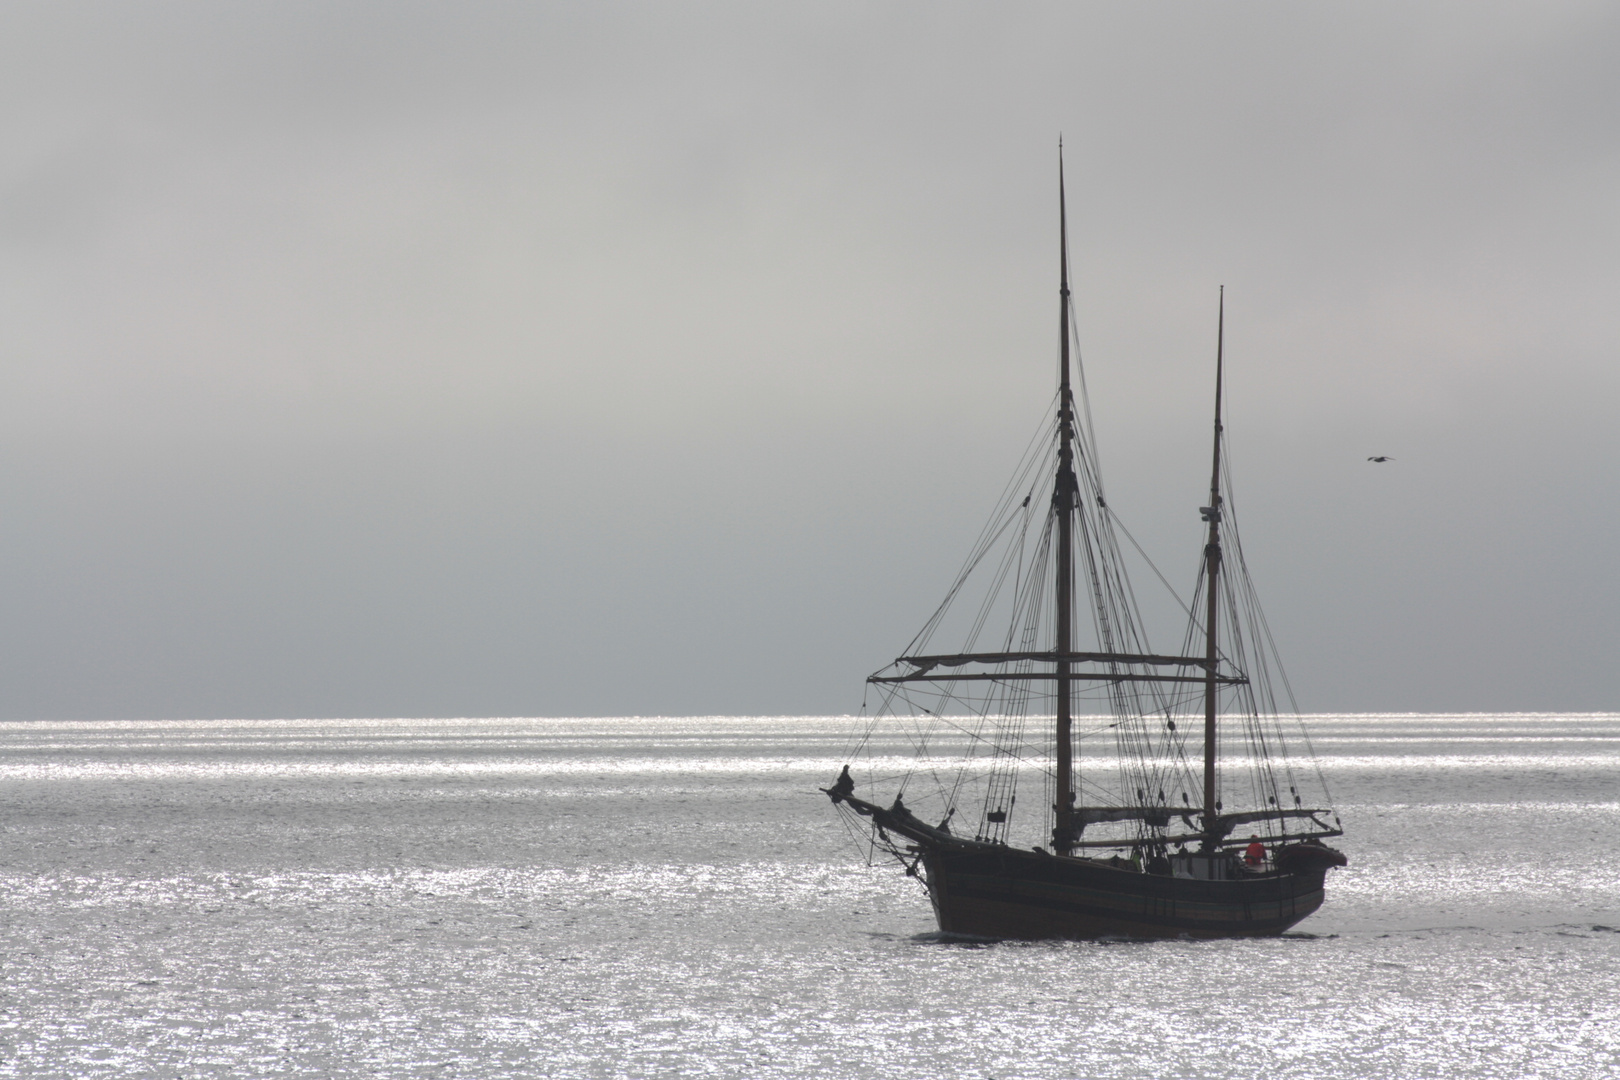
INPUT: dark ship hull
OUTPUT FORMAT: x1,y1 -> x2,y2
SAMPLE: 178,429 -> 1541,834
921,845 -> 1328,940
838,794 -> 1345,940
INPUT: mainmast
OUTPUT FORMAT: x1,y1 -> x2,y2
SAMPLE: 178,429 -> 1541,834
1052,147 -> 1079,855
1201,287 -> 1226,836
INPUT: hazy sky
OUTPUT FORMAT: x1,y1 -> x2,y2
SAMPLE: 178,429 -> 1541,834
1,1 -> 1616,719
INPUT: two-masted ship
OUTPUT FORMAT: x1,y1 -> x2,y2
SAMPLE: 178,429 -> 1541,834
826,159 -> 1346,940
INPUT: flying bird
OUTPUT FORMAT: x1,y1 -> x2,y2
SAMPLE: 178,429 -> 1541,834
1367,456 -> 1394,462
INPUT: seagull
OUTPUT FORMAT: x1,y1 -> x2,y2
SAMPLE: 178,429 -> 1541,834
1367,456 -> 1394,462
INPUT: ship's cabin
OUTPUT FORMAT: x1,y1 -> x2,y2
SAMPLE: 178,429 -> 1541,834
1169,852 -> 1244,880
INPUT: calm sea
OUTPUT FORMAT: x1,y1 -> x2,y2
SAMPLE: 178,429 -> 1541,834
0,714 -> 1615,1078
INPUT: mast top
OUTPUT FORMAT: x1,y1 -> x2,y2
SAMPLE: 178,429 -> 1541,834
1056,143 -> 1075,441
1058,144 -> 1069,276
1211,285 -> 1224,503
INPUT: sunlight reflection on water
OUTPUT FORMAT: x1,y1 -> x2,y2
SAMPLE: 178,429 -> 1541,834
0,714 -> 1616,1078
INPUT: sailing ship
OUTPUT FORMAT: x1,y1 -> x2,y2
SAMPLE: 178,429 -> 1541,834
825,158 -> 1346,940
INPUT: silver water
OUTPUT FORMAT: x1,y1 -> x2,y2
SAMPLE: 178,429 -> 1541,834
0,714 -> 1615,1078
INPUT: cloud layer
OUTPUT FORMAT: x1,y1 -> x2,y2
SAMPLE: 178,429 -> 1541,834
1,1 -> 1616,717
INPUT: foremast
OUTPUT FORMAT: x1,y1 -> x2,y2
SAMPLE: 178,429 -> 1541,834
1052,149 -> 1079,855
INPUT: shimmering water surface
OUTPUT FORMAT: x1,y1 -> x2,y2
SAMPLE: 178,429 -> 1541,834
1,714 -> 1616,1078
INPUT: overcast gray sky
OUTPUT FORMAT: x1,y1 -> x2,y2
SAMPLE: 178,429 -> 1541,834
0,1 -> 1615,719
